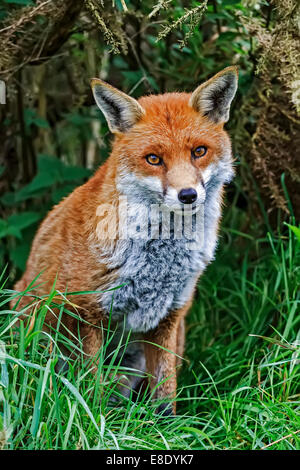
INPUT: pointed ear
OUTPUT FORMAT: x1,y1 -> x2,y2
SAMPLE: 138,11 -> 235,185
91,78 -> 145,133
189,66 -> 238,124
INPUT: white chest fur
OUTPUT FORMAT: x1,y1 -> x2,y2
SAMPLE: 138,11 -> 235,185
99,184 -> 223,332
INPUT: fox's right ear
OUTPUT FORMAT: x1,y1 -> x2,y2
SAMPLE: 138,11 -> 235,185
91,78 -> 145,133
189,66 -> 238,124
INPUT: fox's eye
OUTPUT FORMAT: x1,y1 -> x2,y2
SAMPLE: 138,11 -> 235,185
145,154 -> 162,166
192,146 -> 207,159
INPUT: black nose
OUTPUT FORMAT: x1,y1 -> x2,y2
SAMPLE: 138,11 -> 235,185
178,188 -> 197,204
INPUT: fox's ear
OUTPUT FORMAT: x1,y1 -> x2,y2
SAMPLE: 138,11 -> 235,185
91,78 -> 145,133
189,66 -> 238,124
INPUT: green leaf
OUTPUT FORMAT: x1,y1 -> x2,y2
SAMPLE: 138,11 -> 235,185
11,155 -> 90,203
6,226 -> 22,239
285,223 -> 300,243
15,173 -> 57,201
7,212 -> 41,230
61,165 -> 91,182
0,221 -> 22,239
121,70 -> 144,90
37,154 -> 62,173
24,109 -> 49,132
112,56 -> 129,70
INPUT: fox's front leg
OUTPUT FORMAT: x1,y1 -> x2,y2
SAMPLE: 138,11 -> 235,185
79,302 -> 106,363
81,323 -> 103,358
144,304 -> 190,416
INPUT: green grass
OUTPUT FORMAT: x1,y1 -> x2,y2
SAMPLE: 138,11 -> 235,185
0,185 -> 299,450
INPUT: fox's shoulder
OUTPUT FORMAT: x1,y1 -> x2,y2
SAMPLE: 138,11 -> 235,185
73,159 -> 110,201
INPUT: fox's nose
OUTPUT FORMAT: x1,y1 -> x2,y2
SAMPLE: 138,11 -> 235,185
178,188 -> 198,204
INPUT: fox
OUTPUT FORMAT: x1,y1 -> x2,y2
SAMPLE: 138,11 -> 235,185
12,66 -> 238,415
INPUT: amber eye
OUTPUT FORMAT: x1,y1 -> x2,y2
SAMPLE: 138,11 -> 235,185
145,154 -> 162,166
192,146 -> 207,159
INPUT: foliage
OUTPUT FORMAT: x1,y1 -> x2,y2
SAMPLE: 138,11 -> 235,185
237,0 -> 300,216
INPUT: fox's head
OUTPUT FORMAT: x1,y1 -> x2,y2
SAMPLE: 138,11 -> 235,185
91,67 -> 238,210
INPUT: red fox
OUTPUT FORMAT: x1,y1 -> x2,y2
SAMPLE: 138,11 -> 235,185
13,66 -> 238,415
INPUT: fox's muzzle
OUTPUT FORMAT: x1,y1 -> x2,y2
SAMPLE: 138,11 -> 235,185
178,188 -> 198,204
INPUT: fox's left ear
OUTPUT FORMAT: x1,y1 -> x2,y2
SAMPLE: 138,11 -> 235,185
189,66 -> 238,124
91,78 -> 145,133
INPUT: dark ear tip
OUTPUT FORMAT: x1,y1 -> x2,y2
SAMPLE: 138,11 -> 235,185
90,78 -> 99,89
223,65 -> 239,78
90,77 -> 109,89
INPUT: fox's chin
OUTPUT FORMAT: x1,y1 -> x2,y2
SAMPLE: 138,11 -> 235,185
161,202 -> 203,215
